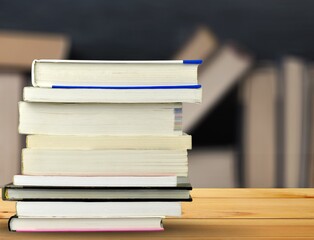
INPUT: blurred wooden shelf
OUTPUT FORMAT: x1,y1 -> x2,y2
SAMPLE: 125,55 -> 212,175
1,188 -> 314,239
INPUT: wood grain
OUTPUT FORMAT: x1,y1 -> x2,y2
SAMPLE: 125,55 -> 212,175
1,219 -> 314,239
2,188 -> 314,238
190,188 -> 314,198
181,198 -> 314,218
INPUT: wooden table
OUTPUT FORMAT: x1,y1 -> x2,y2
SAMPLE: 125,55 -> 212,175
1,188 -> 314,239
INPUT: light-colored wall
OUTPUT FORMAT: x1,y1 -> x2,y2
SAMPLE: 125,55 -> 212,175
0,72 -> 25,186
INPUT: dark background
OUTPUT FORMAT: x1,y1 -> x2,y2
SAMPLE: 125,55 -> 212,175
1,0 -> 313,147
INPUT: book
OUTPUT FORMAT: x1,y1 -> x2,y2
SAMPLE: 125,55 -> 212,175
0,30 -> 70,70
26,134 -> 191,150
172,25 -> 218,61
22,86 -> 202,103
279,56 -> 309,187
15,201 -> 182,218
8,216 -> 164,232
182,42 -> 253,132
12,175 -> 179,187
2,182 -> 192,201
0,73 -> 24,186
21,149 -> 188,176
240,63 -> 278,187
18,102 -> 182,136
31,59 -> 202,87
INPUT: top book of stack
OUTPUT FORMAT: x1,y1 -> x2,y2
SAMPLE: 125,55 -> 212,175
24,59 -> 202,103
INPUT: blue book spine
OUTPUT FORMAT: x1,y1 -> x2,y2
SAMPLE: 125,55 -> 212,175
183,60 -> 203,64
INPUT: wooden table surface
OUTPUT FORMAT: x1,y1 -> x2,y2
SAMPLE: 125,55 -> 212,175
1,188 -> 314,239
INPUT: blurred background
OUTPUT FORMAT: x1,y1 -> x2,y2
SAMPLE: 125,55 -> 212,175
1,0 -> 314,188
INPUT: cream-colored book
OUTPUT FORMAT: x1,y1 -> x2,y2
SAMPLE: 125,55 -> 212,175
31,60 -> 201,87
26,134 -> 191,150
21,149 -> 188,176
23,86 -> 202,103
19,102 -> 182,136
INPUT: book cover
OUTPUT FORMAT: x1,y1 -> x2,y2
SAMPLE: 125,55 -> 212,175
8,215 -> 164,232
3,182 -> 192,201
15,201 -> 182,218
31,59 -> 202,88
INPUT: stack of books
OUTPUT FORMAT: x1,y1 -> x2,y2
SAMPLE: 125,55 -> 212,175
2,59 -> 202,232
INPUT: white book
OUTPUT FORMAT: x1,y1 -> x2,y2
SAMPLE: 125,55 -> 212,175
26,134 -> 192,150
31,59 -> 201,87
16,201 -> 182,218
13,175 -> 178,187
9,216 -> 164,232
21,149 -> 188,176
19,102 -> 182,136
23,86 -> 202,103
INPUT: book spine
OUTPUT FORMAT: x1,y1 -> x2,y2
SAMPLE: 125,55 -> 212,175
8,215 -> 17,232
2,186 -> 8,201
183,60 -> 203,64
31,60 -> 38,87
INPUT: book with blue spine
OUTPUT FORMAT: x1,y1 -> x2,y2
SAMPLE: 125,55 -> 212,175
27,59 -> 203,103
31,59 -> 202,88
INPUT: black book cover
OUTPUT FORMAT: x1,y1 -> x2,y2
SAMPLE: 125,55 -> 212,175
3,182 -> 193,202
8,215 -> 17,232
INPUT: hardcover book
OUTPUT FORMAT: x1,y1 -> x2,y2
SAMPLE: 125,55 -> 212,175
15,201 -> 182,218
8,216 -> 164,232
31,59 -> 202,88
2,181 -> 192,201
